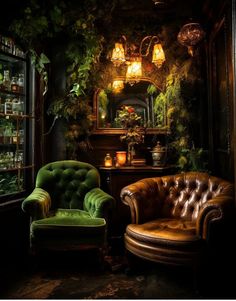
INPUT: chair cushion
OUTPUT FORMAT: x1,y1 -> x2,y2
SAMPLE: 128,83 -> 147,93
126,218 -> 200,246
125,218 -> 203,266
30,209 -> 106,247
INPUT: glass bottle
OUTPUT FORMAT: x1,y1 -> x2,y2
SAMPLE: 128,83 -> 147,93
18,73 -> 24,93
12,98 -> 19,115
19,129 -> 24,144
11,76 -> 19,92
12,130 -> 18,144
2,70 -> 11,90
18,98 -> 24,115
4,98 -> 12,115
3,126 -> 13,144
104,153 -> 112,167
15,151 -> 23,168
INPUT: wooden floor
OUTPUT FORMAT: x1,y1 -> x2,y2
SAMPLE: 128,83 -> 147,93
1,248 -> 236,299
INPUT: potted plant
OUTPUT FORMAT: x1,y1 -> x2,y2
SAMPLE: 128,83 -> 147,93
115,105 -> 145,164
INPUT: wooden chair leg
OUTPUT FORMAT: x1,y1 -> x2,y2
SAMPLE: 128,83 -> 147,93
124,250 -> 141,275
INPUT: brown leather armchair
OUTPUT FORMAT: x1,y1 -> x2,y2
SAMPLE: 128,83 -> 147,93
120,172 -> 234,267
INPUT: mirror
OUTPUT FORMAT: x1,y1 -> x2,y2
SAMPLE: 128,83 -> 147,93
93,77 -> 169,134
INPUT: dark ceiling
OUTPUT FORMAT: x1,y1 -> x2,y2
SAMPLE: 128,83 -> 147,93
112,0 -> 204,23
0,0 -> 205,38
95,0 -> 205,46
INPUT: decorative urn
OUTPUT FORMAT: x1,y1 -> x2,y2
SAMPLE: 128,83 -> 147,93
150,141 -> 167,167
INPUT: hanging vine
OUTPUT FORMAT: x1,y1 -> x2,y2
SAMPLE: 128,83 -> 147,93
157,60 -> 208,171
9,0 -> 116,158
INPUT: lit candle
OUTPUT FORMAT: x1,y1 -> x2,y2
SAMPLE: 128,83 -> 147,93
116,151 -> 127,166
104,153 -> 112,167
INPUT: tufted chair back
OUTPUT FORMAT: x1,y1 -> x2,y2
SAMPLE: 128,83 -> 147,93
122,172 -> 234,224
158,172 -> 233,222
35,160 -> 100,210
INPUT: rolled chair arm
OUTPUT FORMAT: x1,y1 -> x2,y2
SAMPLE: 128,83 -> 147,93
84,188 -> 115,220
120,178 -> 161,224
22,188 -> 51,220
196,195 -> 235,240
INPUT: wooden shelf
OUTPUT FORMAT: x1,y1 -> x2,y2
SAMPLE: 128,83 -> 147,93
0,89 -> 25,97
0,113 -> 34,119
0,165 -> 34,172
99,165 -> 174,172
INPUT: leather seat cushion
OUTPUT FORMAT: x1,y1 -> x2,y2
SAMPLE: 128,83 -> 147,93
126,218 -> 201,246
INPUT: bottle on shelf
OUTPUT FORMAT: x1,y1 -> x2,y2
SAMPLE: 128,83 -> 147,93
2,70 -> 11,90
12,130 -> 18,144
104,153 -> 112,167
4,98 -> 12,114
11,76 -> 19,92
15,151 -> 23,168
3,125 -> 13,144
18,98 -> 24,115
18,73 -> 24,93
19,129 -> 24,144
12,98 -> 20,115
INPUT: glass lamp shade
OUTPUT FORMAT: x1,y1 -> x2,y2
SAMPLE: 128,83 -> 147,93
111,43 -> 126,66
112,80 -> 124,93
126,57 -> 142,84
116,151 -> 127,166
152,43 -> 165,68
177,23 -> 205,56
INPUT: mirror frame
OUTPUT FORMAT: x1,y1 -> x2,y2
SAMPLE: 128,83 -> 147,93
92,76 -> 170,134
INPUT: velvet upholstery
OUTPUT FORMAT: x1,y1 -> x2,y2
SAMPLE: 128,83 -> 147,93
22,160 -> 115,252
120,172 -> 234,266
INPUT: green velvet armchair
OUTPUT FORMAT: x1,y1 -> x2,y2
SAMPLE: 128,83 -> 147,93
22,160 -> 115,254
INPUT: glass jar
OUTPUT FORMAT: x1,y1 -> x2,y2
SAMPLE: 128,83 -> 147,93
4,98 -> 12,115
11,76 -> 19,92
150,141 -> 167,167
12,130 -> 18,144
19,129 -> 24,144
3,126 -> 13,144
12,98 -> 19,115
116,151 -> 127,166
104,153 -> 112,167
18,73 -> 24,93
15,151 -> 23,168
18,99 -> 24,115
2,70 -> 11,90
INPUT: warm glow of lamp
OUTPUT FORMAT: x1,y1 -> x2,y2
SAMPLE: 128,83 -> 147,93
111,43 -> 126,66
104,153 -> 112,167
112,80 -> 124,93
110,35 -> 166,82
116,151 -> 127,166
152,43 -> 165,68
126,57 -> 142,84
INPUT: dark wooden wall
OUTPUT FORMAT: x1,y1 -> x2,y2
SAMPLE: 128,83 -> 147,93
204,0 -> 235,182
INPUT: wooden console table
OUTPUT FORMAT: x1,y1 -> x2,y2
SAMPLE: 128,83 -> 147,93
99,165 -> 174,236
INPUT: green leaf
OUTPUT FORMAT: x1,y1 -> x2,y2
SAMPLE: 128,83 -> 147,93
39,53 -> 50,65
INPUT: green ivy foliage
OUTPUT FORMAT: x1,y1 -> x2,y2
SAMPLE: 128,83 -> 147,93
158,60 -> 208,172
9,0 -> 116,158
